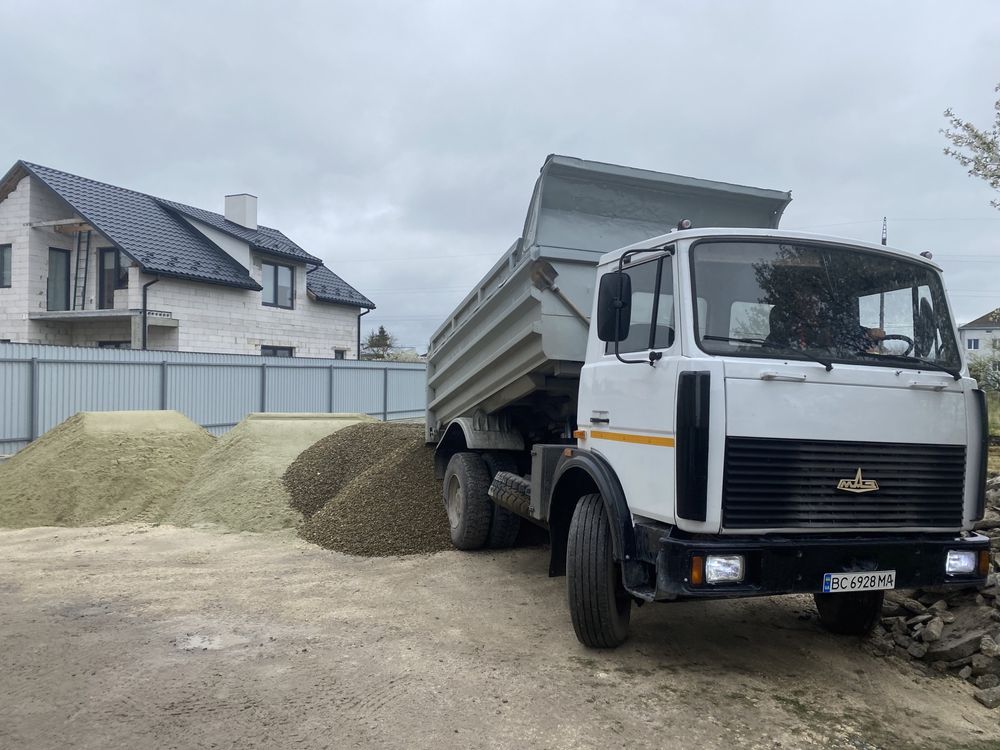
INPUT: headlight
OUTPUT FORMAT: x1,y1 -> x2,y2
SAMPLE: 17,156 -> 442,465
705,554 -> 745,583
945,549 -> 977,575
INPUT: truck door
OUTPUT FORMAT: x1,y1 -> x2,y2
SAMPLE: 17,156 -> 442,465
579,253 -> 679,524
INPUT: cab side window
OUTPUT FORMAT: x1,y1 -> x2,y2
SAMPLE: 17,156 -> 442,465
605,256 -> 675,354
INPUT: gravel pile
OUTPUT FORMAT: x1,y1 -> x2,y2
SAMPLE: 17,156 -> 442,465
285,423 -> 450,556
866,475 -> 1000,710
164,413 -> 373,532
0,411 -> 214,528
283,422 -> 407,518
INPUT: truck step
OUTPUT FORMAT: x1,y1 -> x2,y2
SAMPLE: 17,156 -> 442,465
488,471 -> 532,519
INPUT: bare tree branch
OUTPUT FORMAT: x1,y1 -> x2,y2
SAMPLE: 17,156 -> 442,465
941,83 -> 1000,209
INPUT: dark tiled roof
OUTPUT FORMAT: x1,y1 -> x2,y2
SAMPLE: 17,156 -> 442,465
961,307 -> 1000,329
306,264 -> 375,308
20,161 -> 260,289
7,161 -> 371,307
157,198 -> 321,264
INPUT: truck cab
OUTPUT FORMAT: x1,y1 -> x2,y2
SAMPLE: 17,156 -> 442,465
565,228 -> 990,644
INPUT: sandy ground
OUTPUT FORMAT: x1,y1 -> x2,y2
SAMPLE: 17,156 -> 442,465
1,525 -> 998,750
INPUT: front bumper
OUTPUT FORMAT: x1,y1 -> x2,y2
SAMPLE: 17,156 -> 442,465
632,523 -> 991,601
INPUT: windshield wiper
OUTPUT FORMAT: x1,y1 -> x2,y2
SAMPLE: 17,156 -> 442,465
853,352 -> 961,381
702,335 -> 834,371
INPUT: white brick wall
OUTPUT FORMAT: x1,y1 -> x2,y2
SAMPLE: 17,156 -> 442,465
960,327 -> 1000,358
0,174 -> 362,357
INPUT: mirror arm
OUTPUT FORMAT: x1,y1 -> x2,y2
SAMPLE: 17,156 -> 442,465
613,248 -> 668,366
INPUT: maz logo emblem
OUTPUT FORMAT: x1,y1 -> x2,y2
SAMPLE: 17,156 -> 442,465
837,468 -> 879,494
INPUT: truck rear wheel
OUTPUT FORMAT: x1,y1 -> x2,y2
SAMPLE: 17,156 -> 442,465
813,590 -> 884,635
482,452 -> 522,549
443,452 -> 492,550
567,493 -> 631,648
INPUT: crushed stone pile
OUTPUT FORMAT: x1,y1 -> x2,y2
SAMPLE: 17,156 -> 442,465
0,411 -> 213,528
284,422 -> 450,556
164,413 -> 374,532
865,474 -> 1000,710
283,421 -> 408,519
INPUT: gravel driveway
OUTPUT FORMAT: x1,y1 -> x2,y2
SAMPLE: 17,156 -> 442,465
1,524 -> 998,750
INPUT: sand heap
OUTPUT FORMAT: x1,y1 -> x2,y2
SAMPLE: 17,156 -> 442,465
164,413 -> 373,532
0,411 -> 213,528
284,422 -> 450,556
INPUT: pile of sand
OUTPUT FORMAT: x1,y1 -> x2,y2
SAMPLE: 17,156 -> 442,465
284,423 -> 451,556
0,411 -> 214,528
164,413 -> 373,532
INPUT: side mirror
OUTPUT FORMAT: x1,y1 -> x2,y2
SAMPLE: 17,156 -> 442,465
597,271 -> 631,342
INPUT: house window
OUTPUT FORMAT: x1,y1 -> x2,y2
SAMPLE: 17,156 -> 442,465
967,338 -> 980,350
334,349 -> 347,360
97,340 -> 130,349
262,262 -> 294,309
261,345 -> 294,357
0,244 -> 11,288
47,248 -> 70,311
98,248 -> 128,310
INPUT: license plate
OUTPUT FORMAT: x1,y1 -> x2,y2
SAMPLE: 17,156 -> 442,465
822,570 -> 896,593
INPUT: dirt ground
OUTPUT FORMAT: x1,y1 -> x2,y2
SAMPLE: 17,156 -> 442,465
1,526 -> 998,750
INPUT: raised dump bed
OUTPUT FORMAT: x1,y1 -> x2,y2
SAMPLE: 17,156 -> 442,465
425,155 -> 792,443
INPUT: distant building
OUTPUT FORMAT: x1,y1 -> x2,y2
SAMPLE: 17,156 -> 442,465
0,161 -> 374,357
958,306 -> 1000,358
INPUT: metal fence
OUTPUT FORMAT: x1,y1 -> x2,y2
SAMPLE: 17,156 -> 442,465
0,342 -> 427,454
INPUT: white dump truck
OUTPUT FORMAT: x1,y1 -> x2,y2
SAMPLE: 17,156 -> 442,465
426,155 -> 991,648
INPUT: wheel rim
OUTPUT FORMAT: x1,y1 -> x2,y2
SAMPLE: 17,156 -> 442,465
445,474 -> 463,531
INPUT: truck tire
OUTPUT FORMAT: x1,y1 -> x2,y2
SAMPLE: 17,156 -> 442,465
567,493 -> 631,648
813,590 -> 884,635
443,452 -> 492,550
482,452 -> 522,549
489,472 -> 532,518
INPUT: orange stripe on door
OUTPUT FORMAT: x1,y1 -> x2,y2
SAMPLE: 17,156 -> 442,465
587,430 -> 676,448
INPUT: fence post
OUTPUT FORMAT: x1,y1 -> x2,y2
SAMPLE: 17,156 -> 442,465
260,362 -> 267,412
382,367 -> 389,421
160,361 -> 168,410
328,364 -> 335,413
29,357 -> 39,442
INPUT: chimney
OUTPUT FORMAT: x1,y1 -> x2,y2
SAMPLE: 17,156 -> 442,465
224,193 -> 258,230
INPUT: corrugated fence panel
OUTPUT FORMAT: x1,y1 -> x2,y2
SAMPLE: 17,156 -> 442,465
387,368 -> 429,418
36,361 -> 162,436
0,360 -> 32,450
0,343 -> 428,454
332,367 -> 384,416
266,365 -> 332,413
165,363 -> 262,429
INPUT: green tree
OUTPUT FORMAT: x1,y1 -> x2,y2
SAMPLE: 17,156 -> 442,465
361,325 -> 397,360
942,84 -> 1000,209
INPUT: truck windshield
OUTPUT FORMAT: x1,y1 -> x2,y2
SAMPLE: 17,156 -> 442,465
690,240 -> 961,372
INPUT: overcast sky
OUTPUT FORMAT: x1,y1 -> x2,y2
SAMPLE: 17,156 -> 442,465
1,1 -> 998,349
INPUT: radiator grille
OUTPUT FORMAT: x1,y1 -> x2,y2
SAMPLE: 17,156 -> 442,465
722,437 -> 966,529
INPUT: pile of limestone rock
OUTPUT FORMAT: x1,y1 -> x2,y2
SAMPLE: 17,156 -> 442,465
866,475 -> 1000,709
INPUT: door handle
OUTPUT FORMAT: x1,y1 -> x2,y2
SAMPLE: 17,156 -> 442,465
759,371 -> 807,382
907,380 -> 948,391
590,417 -> 610,424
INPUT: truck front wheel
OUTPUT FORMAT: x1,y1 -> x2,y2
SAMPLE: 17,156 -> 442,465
567,493 -> 631,648
443,452 -> 493,550
813,590 -> 884,635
